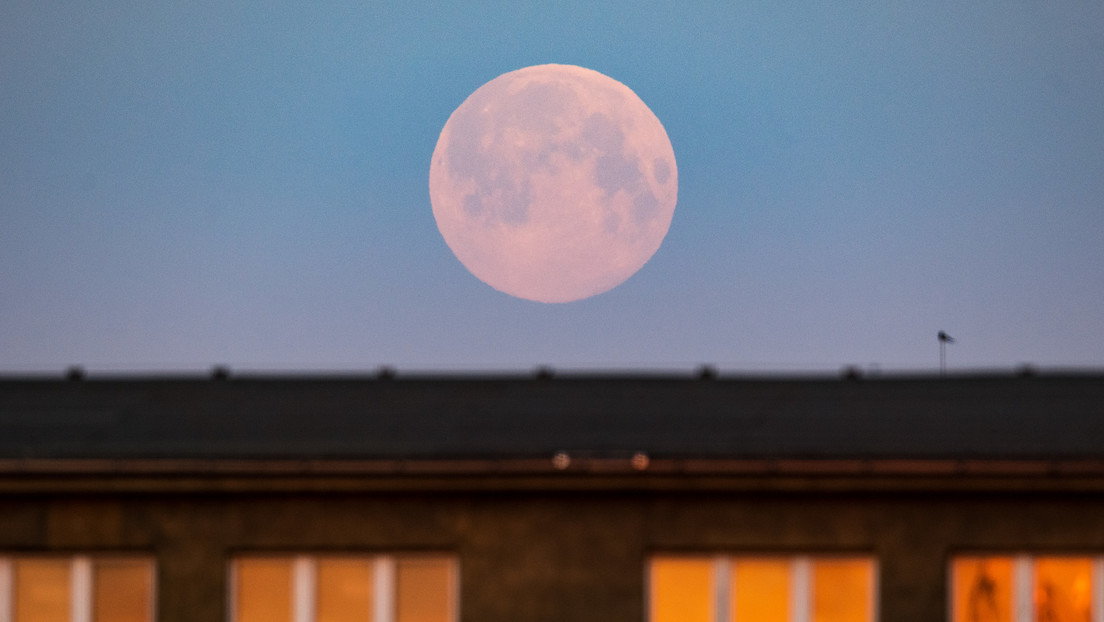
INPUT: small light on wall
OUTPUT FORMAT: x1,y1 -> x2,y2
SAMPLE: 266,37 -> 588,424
552,452 -> 571,470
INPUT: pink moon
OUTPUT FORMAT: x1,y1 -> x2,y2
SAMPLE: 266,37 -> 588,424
428,64 -> 678,303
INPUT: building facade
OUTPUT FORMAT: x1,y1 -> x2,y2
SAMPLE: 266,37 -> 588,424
2,372 -> 1103,622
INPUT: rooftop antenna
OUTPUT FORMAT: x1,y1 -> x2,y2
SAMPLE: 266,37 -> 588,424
938,331 -> 955,375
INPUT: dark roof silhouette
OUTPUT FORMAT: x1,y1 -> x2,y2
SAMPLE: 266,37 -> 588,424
1,372 -> 1103,466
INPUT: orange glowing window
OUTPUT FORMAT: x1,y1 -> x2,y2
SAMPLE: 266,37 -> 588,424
1034,557 -> 1093,622
952,556 -> 1014,622
230,555 -> 457,622
650,557 -> 715,622
316,558 -> 374,622
92,559 -> 155,622
234,558 -> 294,622
731,557 -> 790,622
0,556 -> 154,622
14,559 -> 70,622
395,558 -> 455,622
812,558 -> 875,622
951,555 -> 1102,622
649,555 -> 877,622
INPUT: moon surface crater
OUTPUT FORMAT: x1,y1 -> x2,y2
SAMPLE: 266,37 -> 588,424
429,64 -> 677,303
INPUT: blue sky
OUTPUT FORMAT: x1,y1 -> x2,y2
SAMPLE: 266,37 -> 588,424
2,2 -> 1102,373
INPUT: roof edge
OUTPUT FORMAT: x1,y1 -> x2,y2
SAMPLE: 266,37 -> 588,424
4,456 -> 1104,477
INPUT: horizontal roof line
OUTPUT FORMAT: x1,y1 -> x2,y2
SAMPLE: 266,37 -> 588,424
4,457 -> 1104,477
3,369 -> 1104,383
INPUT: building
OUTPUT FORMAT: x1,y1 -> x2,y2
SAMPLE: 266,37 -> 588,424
2,371 -> 1104,622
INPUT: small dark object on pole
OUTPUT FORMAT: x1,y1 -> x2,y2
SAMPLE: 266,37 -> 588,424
938,331 -> 955,375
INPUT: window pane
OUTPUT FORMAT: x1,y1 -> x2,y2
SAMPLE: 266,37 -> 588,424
316,558 -> 374,622
396,557 -> 454,622
93,559 -> 153,622
14,559 -> 71,622
234,558 -> 293,622
1035,557 -> 1093,622
812,558 -> 873,622
650,557 -> 714,622
731,558 -> 790,622
952,556 -> 1013,622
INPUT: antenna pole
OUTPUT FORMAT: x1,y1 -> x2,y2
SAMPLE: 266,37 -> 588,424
940,340 -> 946,376
938,331 -> 954,376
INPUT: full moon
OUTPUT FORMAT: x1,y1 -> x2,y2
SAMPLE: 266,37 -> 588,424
429,64 -> 677,303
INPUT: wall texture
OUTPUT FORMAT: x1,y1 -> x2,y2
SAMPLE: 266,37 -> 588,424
3,480 -> 1104,622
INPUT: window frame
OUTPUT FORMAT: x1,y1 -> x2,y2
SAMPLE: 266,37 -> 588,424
647,553 -> 879,622
949,553 -> 1104,622
0,554 -> 156,622
228,553 -> 459,622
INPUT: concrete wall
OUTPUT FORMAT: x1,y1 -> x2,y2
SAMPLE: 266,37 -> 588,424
4,487 -> 1104,622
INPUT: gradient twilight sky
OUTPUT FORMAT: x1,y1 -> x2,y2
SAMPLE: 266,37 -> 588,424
2,2 -> 1102,374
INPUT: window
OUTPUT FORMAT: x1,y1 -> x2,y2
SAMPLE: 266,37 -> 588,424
0,556 -> 154,622
951,555 -> 1104,622
649,555 -> 877,622
230,555 -> 457,622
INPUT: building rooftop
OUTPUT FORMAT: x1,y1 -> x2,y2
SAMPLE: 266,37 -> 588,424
2,372 -> 1102,470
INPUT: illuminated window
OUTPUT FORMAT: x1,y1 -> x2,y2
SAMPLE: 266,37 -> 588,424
230,555 -> 457,622
951,555 -> 1104,622
0,556 -> 154,622
649,555 -> 877,622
